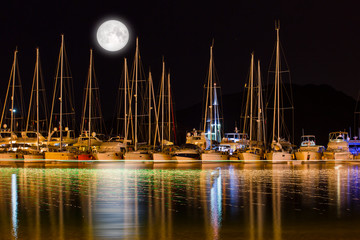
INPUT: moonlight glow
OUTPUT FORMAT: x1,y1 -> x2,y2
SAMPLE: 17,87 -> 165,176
96,20 -> 129,52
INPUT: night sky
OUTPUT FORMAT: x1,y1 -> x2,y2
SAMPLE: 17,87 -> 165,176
1,0 -> 359,127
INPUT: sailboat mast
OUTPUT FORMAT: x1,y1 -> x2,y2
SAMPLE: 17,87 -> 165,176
161,60 -> 165,150
148,71 -> 152,146
276,23 -> 280,142
36,48 -> 40,151
134,38 -> 138,151
168,72 -> 171,143
88,49 -> 93,151
59,34 -> 64,151
124,58 -> 128,142
10,49 -> 17,147
257,59 -> 261,142
249,52 -> 254,141
209,45 -> 213,149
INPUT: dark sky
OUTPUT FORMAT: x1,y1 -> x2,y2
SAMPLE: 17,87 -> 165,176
0,0 -> 359,120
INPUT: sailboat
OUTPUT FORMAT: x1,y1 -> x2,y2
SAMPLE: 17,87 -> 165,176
152,59 -> 176,161
265,21 -> 295,160
233,53 -> 266,160
201,42 -> 228,161
22,48 -> 48,160
95,58 -> 130,160
0,49 -> 25,159
45,35 -> 76,160
123,38 -> 152,161
74,49 -> 106,160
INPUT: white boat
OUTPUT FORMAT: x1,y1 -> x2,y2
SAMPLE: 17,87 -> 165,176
233,53 -> 266,160
22,48 -> 48,159
0,131 -> 18,147
46,128 -> 77,148
0,49 -> 25,159
45,35 -> 77,159
232,146 -> 263,160
323,131 -> 352,160
201,150 -> 228,161
172,144 -> 201,163
266,21 -> 294,160
16,131 -> 46,147
152,59 -> 176,162
94,136 -> 126,160
219,131 -> 249,154
124,150 -> 152,161
123,38 -> 156,162
186,129 -> 210,151
199,42 -> 227,161
95,152 -> 122,160
152,152 -> 173,161
74,134 -> 103,149
295,135 -> 325,160
76,49 -> 107,157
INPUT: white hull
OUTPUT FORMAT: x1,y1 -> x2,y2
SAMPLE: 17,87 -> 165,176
201,152 -> 228,161
95,152 -> 122,160
295,151 -> 322,160
172,156 -> 200,163
124,151 -> 152,162
266,151 -> 292,160
323,151 -> 352,160
172,147 -> 200,163
152,152 -> 173,162
238,152 -> 262,160
44,152 -> 76,160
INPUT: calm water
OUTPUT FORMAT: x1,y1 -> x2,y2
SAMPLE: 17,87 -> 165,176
1,162 -> 360,240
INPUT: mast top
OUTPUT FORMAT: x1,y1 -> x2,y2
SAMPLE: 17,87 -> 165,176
275,20 -> 280,31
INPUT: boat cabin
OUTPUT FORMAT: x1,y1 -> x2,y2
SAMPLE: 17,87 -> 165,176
186,129 -> 210,150
300,135 -> 316,147
329,132 -> 349,142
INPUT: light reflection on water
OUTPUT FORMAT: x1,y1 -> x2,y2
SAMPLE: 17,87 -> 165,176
11,174 -> 18,239
1,163 -> 360,239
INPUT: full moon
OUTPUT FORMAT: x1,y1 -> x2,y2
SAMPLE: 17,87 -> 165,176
96,20 -> 129,52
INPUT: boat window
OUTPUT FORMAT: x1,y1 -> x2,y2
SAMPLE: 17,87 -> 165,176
14,132 -> 22,137
51,131 -> 69,138
0,133 -> 12,138
26,132 -> 38,138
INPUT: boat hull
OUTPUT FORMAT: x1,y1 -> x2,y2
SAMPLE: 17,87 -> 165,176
266,151 -> 292,160
238,152 -> 262,160
44,152 -> 76,160
152,152 -> 173,162
0,152 -> 23,159
172,155 -> 200,163
124,152 -> 152,162
201,152 -> 228,161
95,152 -> 122,160
23,154 -> 44,162
323,151 -> 352,160
295,151 -> 322,160
77,154 -> 94,160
